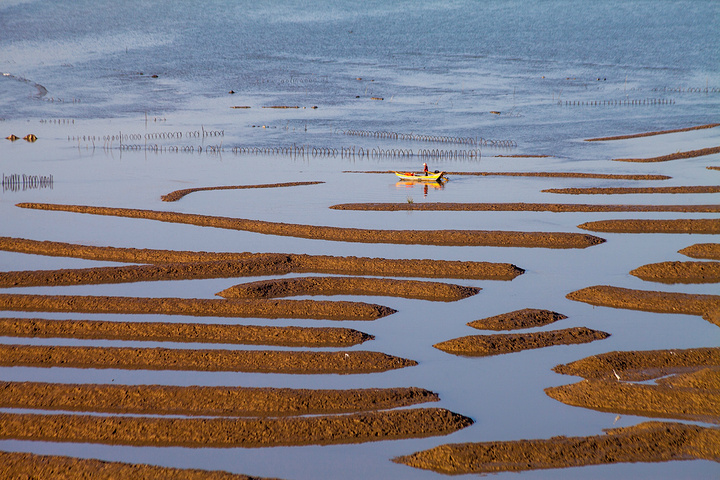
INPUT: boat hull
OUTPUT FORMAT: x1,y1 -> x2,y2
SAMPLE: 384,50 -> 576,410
393,171 -> 446,182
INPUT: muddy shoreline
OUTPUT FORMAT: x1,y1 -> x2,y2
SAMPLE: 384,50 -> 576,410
0,317 -> 372,347
544,186 -> 720,195
15,203 -> 606,248
161,181 -> 324,202
613,146 -> 720,162
679,243 -> 720,260
579,218 -> 720,234
467,308 -> 567,331
584,123 -> 720,141
630,261 -> 720,284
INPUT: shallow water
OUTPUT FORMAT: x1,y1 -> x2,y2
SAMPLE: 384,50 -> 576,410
1,1 -> 719,478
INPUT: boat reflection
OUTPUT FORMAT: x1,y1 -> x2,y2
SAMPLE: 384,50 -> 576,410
395,180 -> 446,197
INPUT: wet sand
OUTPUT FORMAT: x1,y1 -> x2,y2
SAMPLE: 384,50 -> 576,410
0,408 -> 473,447
467,308 -> 567,330
630,261 -> 720,284
679,243 -> 720,260
0,451 -> 273,480
0,237 -> 525,280
0,344 -> 416,374
552,347 -> 720,381
578,218 -> 720,234
329,202 -> 720,213
0,381 -> 437,416
433,327 -> 609,357
343,170 -> 671,180
0,317 -> 372,347
584,123 -> 720,141
15,203 -> 606,249
393,422 -> 720,474
566,286 -> 720,325
544,186 -> 720,194
161,181 -> 324,202
613,146 -> 720,162
218,276 -> 480,302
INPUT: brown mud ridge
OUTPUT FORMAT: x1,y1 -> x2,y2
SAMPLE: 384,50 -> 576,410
0,317 -> 372,347
0,381 -> 438,416
344,170 -> 670,180
579,218 -> 720,235
567,285 -> 720,326
467,308 -> 567,331
680,243 -> 720,260
330,202 -> 720,213
0,344 -> 416,374
710,166 -> 720,171
161,181 -> 324,202
613,146 -> 720,162
585,123 -> 720,141
0,293 -> 395,321
15,203 -> 605,249
0,237 -> 525,281
544,185 -> 720,194
630,261 -> 720,284
0,451 -> 272,480
393,421 -> 720,474
0,408 -> 473,448
218,276 -> 480,302
550,347 -> 720,423
433,327 -> 609,357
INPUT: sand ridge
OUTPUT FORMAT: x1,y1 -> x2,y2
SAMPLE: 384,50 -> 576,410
15,203 -> 606,249
0,344 -> 416,374
630,261 -> 720,284
679,243 -> 720,260
0,293 -> 395,321
0,237 -> 525,280
467,308 -> 567,331
613,146 -> 720,162
544,185 -> 720,194
329,202 -> 720,212
584,123 -> 720,141
0,317 -> 372,347
393,421 -> 720,474
0,451 -> 274,480
0,381 -> 438,416
578,218 -> 720,234
161,181 -> 325,202
433,327 -> 609,357
0,408 -> 473,448
218,276 -> 480,302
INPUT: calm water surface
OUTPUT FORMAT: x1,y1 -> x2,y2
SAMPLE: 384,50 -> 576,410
1,1 -> 719,479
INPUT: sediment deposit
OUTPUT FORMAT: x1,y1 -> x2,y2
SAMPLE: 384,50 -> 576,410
578,218 -> 720,234
613,146 -> 720,162
630,261 -> 720,284
679,243 -> 720,260
467,308 -> 567,331
161,181 -> 324,202
544,186 -> 720,194
330,202 -> 720,212
585,123 -> 720,141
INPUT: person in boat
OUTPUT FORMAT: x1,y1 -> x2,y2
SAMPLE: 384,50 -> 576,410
423,162 -> 428,175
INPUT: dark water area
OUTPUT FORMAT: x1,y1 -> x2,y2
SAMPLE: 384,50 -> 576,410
1,1 -> 719,479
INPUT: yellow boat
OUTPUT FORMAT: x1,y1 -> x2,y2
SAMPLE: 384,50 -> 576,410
393,171 -> 446,182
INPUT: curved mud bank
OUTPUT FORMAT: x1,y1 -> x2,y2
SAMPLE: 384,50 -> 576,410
630,261 -> 720,284
545,376 -> 720,424
579,218 -> 720,234
433,327 -> 609,357
218,276 -> 480,302
552,347 -> 720,381
344,170 -> 671,180
0,451 -> 270,480
161,181 -> 324,202
15,203 -> 605,249
0,293 -> 395,321
613,146 -> 720,162
0,381 -> 437,416
566,286 -> 720,325
585,123 -> 720,141
330,202 -> 720,213
0,408 -> 473,448
0,344 -> 416,374
393,422 -> 720,474
679,243 -> 720,260
0,318 -> 372,347
0,237 -> 525,281
467,308 -> 567,331
544,185 -> 720,195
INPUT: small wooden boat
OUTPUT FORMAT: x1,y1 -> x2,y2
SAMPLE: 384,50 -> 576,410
393,171 -> 446,182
